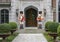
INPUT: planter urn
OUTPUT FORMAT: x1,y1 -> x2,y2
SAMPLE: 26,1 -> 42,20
45,29 -> 49,32
48,33 -> 58,42
10,29 -> 16,34
0,33 -> 10,42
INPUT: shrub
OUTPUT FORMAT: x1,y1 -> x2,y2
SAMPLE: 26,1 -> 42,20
48,22 -> 59,33
0,23 -> 11,33
9,22 -> 17,30
45,21 -> 52,30
57,25 -> 60,36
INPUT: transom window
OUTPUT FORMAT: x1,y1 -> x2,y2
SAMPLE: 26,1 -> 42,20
0,9 -> 9,24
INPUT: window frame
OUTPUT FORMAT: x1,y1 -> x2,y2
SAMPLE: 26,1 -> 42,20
0,9 -> 9,24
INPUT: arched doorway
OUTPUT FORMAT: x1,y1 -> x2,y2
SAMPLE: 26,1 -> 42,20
24,6 -> 38,27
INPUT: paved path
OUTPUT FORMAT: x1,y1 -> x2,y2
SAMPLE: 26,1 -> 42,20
12,33 -> 47,42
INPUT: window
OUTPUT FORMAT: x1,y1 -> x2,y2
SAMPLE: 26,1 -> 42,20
6,0 -> 10,3
0,0 -> 2,3
0,9 -> 9,24
0,0 -> 10,3
58,2 -> 60,22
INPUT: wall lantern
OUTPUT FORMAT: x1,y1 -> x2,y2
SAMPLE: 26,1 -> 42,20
16,9 -> 19,16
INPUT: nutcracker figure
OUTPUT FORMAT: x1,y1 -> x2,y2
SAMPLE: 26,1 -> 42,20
18,11 -> 25,29
37,14 -> 44,29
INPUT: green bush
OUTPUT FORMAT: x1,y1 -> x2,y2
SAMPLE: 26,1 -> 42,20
57,25 -> 60,36
48,22 -> 59,33
9,22 -> 17,30
45,21 -> 52,30
0,23 -> 11,33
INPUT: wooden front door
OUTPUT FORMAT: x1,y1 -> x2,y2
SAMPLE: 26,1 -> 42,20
25,8 -> 37,27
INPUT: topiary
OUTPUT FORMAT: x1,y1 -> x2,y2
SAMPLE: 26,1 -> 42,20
45,21 -> 52,31
9,22 -> 17,30
0,23 -> 11,33
48,22 -> 59,33
57,25 -> 60,36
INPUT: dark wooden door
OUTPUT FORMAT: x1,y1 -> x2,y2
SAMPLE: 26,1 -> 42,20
25,8 -> 37,27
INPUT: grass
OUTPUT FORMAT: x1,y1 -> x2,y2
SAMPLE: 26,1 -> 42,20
58,36 -> 60,40
44,32 -> 53,42
0,33 -> 18,42
44,32 -> 60,42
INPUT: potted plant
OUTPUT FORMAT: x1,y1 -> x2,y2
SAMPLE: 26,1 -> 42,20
45,21 -> 52,32
48,22 -> 59,42
0,23 -> 11,42
9,22 -> 17,34
57,25 -> 60,41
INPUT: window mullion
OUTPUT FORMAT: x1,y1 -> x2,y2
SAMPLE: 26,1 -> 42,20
4,10 -> 5,23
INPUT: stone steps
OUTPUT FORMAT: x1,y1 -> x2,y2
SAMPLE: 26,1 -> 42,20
16,29 -> 45,34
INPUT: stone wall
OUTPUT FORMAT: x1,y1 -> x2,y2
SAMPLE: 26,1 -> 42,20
11,0 -> 53,29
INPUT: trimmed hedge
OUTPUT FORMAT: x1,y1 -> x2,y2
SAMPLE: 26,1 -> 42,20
0,23 -> 11,33
48,22 -> 59,33
57,25 -> 60,36
45,21 -> 52,31
9,22 -> 17,30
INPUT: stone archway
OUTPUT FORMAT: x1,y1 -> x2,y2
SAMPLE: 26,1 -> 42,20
24,6 -> 38,27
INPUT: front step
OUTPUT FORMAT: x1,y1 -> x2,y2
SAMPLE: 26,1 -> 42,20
24,27 -> 37,29
17,29 -> 45,34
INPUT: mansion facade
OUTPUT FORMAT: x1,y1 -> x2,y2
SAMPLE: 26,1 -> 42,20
0,0 -> 60,29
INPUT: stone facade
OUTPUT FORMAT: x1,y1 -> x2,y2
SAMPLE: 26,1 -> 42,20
0,0 -> 59,29
10,0 -> 53,29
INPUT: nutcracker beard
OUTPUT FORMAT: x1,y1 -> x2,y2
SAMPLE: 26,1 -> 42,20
20,16 -> 25,22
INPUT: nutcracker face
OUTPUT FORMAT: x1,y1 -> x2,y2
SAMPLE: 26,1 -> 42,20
38,14 -> 41,16
20,14 -> 23,16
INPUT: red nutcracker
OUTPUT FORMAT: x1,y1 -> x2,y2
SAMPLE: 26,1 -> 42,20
37,14 -> 44,21
18,14 -> 25,22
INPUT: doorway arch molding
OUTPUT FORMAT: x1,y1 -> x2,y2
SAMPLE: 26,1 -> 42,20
24,5 -> 38,12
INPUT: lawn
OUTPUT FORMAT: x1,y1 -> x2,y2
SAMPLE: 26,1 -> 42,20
44,32 -> 60,42
44,32 -> 53,42
0,33 -> 18,42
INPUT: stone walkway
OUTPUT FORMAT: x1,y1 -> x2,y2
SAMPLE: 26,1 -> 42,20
12,33 -> 47,42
